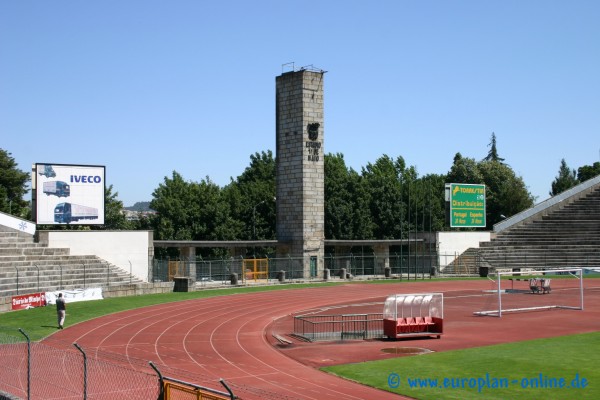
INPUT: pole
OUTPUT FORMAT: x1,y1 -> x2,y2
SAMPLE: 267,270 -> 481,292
408,181 -> 411,279
220,379 -> 236,400
400,175 -> 403,278
254,196 -> 276,259
498,273 -> 502,317
580,269 -> 584,311
429,179 -> 433,277
149,362 -> 165,400
74,343 -> 87,399
252,200 -> 266,258
18,329 -> 30,400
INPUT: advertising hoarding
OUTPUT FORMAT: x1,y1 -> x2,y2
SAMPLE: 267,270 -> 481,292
448,183 -> 486,228
11,293 -> 47,310
35,163 -> 105,225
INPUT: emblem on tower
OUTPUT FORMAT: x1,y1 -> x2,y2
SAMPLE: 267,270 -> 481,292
307,123 -> 320,141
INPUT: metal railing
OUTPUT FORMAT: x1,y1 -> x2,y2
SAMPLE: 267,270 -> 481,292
494,175 -> 600,233
1,260 -> 140,299
293,313 -> 384,341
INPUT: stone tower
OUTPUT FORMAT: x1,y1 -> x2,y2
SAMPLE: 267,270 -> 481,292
275,69 -> 325,277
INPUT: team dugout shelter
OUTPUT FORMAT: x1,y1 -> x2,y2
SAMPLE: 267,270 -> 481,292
383,293 -> 444,339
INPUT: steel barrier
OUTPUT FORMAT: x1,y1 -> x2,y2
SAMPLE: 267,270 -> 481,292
293,313 -> 384,342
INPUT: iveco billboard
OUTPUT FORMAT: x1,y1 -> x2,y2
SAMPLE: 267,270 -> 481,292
34,163 -> 105,225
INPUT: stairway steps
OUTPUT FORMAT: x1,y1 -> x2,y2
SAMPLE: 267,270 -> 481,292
0,231 -> 143,297
470,185 -> 600,274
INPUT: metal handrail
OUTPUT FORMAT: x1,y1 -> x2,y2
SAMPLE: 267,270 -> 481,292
494,175 -> 600,233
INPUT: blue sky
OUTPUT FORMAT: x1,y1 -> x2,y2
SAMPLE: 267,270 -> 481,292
1,1 -> 599,207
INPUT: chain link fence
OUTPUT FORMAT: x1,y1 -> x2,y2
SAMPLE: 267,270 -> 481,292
0,328 -> 160,400
0,328 -> 250,400
151,253 -> 441,285
0,326 -> 312,400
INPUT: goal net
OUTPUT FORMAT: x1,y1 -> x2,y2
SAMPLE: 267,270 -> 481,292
474,268 -> 584,317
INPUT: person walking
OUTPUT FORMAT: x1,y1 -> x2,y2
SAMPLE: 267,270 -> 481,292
56,293 -> 66,329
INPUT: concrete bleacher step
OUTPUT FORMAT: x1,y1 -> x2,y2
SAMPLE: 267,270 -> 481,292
465,184 -> 600,274
443,248 -> 487,275
0,231 -> 143,298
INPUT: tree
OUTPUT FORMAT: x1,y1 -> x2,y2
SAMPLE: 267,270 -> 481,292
419,173 -> 447,232
398,161 -> 419,237
550,159 -> 579,196
0,148 -> 30,218
362,155 -> 403,239
324,153 -> 370,240
483,132 -> 505,163
150,171 -> 225,241
347,168 -> 373,240
577,162 -> 600,182
223,151 -> 275,242
479,161 -> 534,228
93,185 -> 131,230
447,153 -> 484,184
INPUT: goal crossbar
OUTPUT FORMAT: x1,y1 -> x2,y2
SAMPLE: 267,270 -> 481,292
474,268 -> 584,317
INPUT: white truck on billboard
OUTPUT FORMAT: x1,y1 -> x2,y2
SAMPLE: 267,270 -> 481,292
43,181 -> 71,197
54,202 -> 99,224
38,164 -> 56,178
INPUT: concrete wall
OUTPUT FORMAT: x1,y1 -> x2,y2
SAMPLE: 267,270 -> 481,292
0,281 -> 173,313
437,231 -> 491,267
0,211 -> 36,235
37,230 -> 153,281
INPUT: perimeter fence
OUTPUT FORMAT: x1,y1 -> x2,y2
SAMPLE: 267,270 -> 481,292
0,328 -> 263,400
0,328 -> 160,399
3,252 -> 468,301
151,253 -> 440,285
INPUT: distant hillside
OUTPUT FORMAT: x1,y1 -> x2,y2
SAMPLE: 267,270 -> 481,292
125,201 -> 153,212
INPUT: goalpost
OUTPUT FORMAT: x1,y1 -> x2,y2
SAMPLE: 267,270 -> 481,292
474,268 -> 584,317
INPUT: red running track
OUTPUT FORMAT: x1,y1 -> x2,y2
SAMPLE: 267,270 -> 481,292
44,279 -> 600,399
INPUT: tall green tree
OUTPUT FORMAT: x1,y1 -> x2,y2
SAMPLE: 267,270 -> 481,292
0,148 -> 30,218
150,171 -> 193,240
150,171 -> 229,241
419,173 -> 447,232
577,162 -> 600,182
398,161 -> 419,237
550,159 -> 579,196
94,185 -> 131,230
483,132 -> 505,163
362,155 -> 403,239
447,153 -> 484,184
324,153 -> 371,239
479,161 -> 534,228
324,153 -> 354,239
347,168 -> 373,240
223,151 -> 275,241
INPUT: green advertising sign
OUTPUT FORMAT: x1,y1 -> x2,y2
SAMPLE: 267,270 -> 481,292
449,183 -> 486,228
